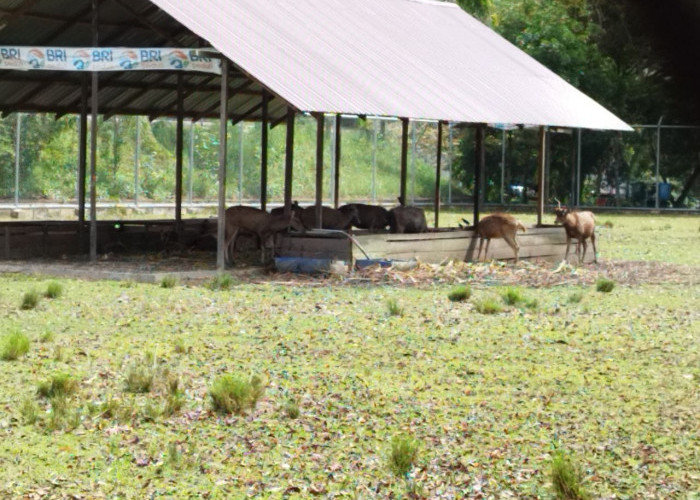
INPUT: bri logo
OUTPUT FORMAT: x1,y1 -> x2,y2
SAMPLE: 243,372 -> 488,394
72,50 -> 91,70
28,49 -> 45,69
168,50 -> 189,69
119,50 -> 139,70
0,48 -> 21,61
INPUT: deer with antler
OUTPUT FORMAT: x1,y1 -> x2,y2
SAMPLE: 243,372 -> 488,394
553,199 -> 597,264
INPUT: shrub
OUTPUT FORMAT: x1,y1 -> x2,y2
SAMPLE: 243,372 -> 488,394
160,275 -> 178,289
45,281 -> 63,299
388,434 -> 420,477
1,331 -> 31,361
387,298 -> 404,317
209,374 -> 265,415
501,286 -> 525,306
448,285 -> 471,302
473,296 -> 504,314
596,278 -> 615,293
20,289 -> 40,310
551,451 -> 590,500
37,373 -> 79,399
208,273 -> 235,291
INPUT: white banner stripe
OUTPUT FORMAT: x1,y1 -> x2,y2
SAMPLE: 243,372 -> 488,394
0,47 -> 221,74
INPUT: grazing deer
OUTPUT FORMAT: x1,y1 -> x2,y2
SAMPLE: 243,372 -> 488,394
553,199 -> 597,263
476,213 -> 527,262
224,206 -> 304,265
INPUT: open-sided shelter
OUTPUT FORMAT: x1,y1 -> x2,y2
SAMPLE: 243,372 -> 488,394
0,0 -> 630,268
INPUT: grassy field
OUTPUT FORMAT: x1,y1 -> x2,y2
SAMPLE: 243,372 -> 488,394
0,215 -> 698,499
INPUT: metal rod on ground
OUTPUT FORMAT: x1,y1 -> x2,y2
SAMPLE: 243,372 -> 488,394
188,120 -> 194,205
400,118 -> 409,204
371,118 -> 377,203
473,124 -> 484,226
216,59 -> 229,271
315,113 -> 324,228
89,0 -> 99,262
656,116 -> 663,210
260,90 -> 269,211
283,108 -> 295,214
434,121 -> 443,228
500,128 -> 506,205
536,126 -> 546,226
134,116 -> 140,207
334,114 -> 341,208
175,73 -> 184,228
14,113 -> 20,206
448,122 -> 453,205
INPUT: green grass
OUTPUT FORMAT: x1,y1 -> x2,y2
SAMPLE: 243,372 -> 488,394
45,281 -> 63,299
501,286 -> 525,306
0,234 -> 697,497
1,331 -> 30,361
388,434 -> 420,477
209,374 -> 265,415
20,289 -> 40,310
596,277 -> 615,293
551,451 -> 591,500
160,275 -> 178,289
447,285 -> 471,302
386,298 -> 404,317
473,295 -> 505,314
37,373 -> 79,399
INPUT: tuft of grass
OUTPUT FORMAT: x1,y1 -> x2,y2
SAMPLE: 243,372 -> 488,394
124,353 -> 157,394
20,397 -> 40,425
45,281 -> 63,299
551,451 -> 591,500
173,338 -> 190,354
208,273 -> 235,291
20,289 -> 40,310
386,298 -> 404,317
37,373 -> 79,399
596,278 -> 615,293
501,286 -> 525,306
388,434 -> 420,477
39,330 -> 55,343
1,331 -> 31,361
473,296 -> 504,314
283,399 -> 300,419
447,285 -> 471,302
603,220 -> 614,229
160,275 -> 178,289
209,374 -> 265,415
568,291 -> 585,304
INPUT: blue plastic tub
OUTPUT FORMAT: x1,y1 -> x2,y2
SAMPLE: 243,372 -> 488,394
275,257 -> 338,274
355,259 -> 393,270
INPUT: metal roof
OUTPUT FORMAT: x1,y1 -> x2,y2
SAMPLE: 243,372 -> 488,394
0,0 -> 631,130
150,0 -> 631,131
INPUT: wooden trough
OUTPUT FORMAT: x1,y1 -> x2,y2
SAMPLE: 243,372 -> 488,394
277,225 -> 595,264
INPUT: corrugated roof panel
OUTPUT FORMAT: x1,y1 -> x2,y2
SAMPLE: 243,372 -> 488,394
150,0 -> 631,131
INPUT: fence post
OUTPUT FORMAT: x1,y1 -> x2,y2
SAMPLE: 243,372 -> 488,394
655,116 -> 663,210
448,122 -> 453,205
371,118 -> 378,203
134,116 -> 140,207
14,113 -> 21,206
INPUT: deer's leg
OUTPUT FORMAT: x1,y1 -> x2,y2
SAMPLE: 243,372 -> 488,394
484,238 -> 492,261
225,228 -> 239,266
504,234 -> 520,262
564,235 -> 571,262
590,233 -> 597,263
477,237 -> 484,262
580,238 -> 587,264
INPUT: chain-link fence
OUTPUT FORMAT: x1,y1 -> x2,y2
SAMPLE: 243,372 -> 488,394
1,113 -> 698,220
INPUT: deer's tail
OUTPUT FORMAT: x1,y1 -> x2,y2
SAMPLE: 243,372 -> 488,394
517,222 -> 527,233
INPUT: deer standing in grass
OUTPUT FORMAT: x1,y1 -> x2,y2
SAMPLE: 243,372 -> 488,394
553,200 -> 597,263
476,213 -> 527,262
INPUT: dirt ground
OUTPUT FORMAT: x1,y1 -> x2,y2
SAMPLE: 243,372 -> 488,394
0,251 -> 696,289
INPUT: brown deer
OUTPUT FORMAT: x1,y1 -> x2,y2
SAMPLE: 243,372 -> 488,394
224,206 -> 304,265
553,200 -> 597,263
476,213 -> 527,262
